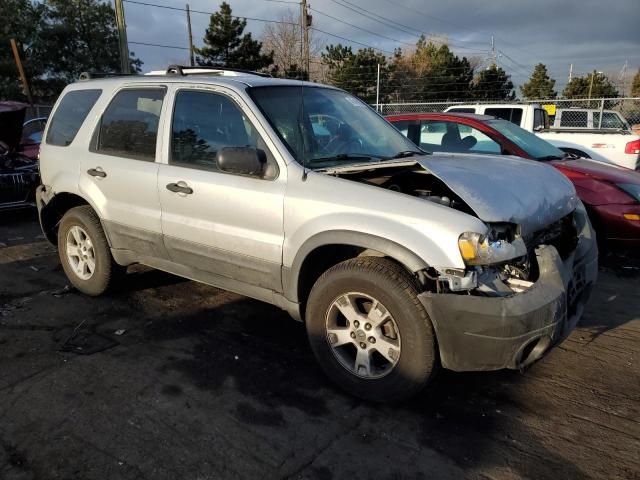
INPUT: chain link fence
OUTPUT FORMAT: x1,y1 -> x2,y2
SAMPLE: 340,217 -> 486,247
376,97 -> 640,132
24,104 -> 53,120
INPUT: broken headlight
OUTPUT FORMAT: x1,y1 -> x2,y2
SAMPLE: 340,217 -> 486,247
458,232 -> 527,266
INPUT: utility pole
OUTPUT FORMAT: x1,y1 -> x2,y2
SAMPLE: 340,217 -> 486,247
588,70 -> 596,100
10,39 -> 33,106
300,0 -> 310,78
186,4 -> 195,66
619,60 -> 628,96
568,63 -> 573,82
490,35 -> 496,67
114,0 -> 131,74
376,63 -> 381,112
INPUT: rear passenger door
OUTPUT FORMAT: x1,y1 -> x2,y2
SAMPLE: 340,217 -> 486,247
79,86 -> 169,259
157,86 -> 286,292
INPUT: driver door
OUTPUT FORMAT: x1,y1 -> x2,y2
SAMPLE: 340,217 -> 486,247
158,86 -> 286,292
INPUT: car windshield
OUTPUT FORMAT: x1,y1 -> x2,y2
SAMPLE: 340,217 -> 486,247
488,119 -> 566,160
248,86 -> 422,168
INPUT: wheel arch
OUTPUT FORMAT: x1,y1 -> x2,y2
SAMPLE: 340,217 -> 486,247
38,190 -> 95,245
284,231 -> 429,312
558,147 -> 592,159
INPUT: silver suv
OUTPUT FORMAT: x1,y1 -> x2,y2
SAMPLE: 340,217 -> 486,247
37,66 -> 597,401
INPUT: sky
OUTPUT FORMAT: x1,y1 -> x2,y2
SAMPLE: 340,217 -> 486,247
120,0 -> 640,94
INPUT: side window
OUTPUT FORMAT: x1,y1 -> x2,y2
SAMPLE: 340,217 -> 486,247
170,90 -> 278,179
420,121 -> 500,154
465,127 -> 501,154
46,89 -> 101,146
560,111 -> 587,128
419,120 -> 448,150
485,108 -> 523,125
533,109 -> 546,130
447,108 -> 475,113
95,88 -> 165,161
390,120 -> 420,145
595,112 -> 624,129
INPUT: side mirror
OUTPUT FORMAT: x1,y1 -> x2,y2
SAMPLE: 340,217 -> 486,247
216,146 -> 266,177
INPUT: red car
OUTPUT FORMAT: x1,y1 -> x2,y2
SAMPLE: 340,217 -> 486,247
387,112 -> 640,251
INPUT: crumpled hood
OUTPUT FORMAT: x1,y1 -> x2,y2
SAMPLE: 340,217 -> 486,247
418,153 -> 578,235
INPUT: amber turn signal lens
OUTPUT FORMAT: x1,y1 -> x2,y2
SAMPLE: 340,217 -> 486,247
623,213 -> 640,221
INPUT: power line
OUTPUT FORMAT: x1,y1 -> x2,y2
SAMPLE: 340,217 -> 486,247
333,0 -> 491,52
310,27 -> 394,55
310,7 -> 414,47
130,40 -> 188,50
122,0 -> 297,25
327,0 -> 420,39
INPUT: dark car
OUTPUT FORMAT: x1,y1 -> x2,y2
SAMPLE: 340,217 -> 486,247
20,116 -> 47,160
387,112 -> 640,251
0,102 -> 40,210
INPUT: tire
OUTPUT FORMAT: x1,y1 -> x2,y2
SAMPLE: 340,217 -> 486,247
57,205 -> 124,296
306,256 -> 438,402
559,147 -> 591,159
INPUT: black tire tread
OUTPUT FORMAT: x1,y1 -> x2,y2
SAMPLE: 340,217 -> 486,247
58,205 -> 124,296
306,256 -> 438,402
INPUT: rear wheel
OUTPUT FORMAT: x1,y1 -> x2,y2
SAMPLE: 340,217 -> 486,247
58,206 -> 124,296
306,257 -> 438,402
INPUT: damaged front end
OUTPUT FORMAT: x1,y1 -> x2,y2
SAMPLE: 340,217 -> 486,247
422,204 -> 597,372
323,154 -> 597,372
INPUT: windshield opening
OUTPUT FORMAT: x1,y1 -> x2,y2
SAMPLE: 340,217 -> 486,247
248,86 -> 422,169
488,119 -> 566,160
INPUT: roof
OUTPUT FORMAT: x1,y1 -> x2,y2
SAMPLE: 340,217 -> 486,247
386,112 -> 496,121
69,73 -> 331,91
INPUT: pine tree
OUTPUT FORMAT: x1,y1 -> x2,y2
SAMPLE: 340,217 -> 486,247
387,37 -> 475,102
321,45 -> 387,104
473,64 -> 515,100
520,63 -> 556,99
196,2 -> 273,70
562,71 -> 618,98
0,0 -> 141,102
631,69 -> 640,97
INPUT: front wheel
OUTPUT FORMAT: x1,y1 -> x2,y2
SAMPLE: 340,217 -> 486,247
58,206 -> 124,296
306,257 -> 438,402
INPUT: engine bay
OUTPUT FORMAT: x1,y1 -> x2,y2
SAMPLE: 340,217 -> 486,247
332,165 -> 477,216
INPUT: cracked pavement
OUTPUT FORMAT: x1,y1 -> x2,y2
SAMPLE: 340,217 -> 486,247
1,209 -> 639,480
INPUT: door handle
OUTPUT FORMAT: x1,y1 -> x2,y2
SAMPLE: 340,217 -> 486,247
87,167 -> 107,178
166,182 -> 193,195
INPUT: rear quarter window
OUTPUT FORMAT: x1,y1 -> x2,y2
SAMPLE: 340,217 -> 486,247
447,108 -> 476,113
46,89 -> 102,146
559,111 -> 587,128
93,88 -> 166,161
485,108 -> 523,125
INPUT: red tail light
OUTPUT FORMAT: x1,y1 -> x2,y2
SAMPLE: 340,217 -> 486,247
625,139 -> 640,154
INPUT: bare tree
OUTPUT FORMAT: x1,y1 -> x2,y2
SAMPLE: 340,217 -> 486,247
261,9 -> 323,79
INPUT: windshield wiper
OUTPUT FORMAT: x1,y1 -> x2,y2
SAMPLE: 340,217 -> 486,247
537,155 -> 565,161
309,153 -> 387,164
390,150 -> 425,159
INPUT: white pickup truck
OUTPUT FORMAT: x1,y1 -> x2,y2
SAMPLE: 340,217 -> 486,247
445,104 -> 640,170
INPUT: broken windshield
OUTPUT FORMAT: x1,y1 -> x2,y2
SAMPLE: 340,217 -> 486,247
248,86 -> 422,169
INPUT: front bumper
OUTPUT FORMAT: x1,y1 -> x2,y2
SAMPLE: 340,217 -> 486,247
591,203 -> 640,250
418,227 -> 598,372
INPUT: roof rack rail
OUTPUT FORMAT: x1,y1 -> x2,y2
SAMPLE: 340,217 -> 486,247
78,71 -> 136,81
164,64 -> 272,78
